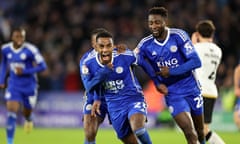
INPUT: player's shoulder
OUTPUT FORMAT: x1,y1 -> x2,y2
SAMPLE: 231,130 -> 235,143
137,34 -> 154,48
169,28 -> 189,41
80,49 -> 94,61
1,42 -> 12,50
114,48 -> 134,57
196,42 -> 222,53
81,50 -> 97,65
23,42 -> 39,53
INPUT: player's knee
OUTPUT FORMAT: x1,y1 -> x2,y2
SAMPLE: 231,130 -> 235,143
85,130 -> 97,140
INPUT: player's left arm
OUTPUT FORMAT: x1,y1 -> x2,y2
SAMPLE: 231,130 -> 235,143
168,40 -> 201,76
21,52 -> 47,75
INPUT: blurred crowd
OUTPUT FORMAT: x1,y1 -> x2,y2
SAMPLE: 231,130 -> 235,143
0,0 -> 239,93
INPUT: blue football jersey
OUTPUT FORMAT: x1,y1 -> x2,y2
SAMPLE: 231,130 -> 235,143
80,48 -> 107,101
0,42 -> 47,91
136,28 -> 201,97
81,48 -> 145,111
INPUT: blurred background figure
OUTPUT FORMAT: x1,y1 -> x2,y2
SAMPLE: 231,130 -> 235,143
0,27 -> 47,144
233,61 -> 240,130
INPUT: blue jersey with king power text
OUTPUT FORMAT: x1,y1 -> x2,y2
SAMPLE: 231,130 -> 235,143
81,48 -> 145,111
0,42 -> 47,91
136,28 -> 202,97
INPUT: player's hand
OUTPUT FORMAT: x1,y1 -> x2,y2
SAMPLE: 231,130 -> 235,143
116,43 -> 127,54
156,84 -> 168,95
156,66 -> 170,78
106,63 -> 113,69
15,67 -> 23,75
91,100 -> 101,117
0,84 -> 5,89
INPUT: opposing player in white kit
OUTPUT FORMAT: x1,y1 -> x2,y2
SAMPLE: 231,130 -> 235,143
192,20 -> 225,144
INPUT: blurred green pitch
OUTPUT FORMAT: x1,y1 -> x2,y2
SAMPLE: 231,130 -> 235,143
0,127 -> 239,144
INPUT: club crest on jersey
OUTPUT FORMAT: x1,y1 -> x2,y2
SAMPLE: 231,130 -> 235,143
7,53 -> 12,59
85,104 -> 92,110
20,53 -> 27,60
170,45 -> 177,52
115,66 -> 123,74
81,65 -> 89,74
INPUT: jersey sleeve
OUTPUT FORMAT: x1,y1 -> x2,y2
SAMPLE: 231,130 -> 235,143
80,61 -> 112,93
22,45 -> 47,74
169,30 -> 201,75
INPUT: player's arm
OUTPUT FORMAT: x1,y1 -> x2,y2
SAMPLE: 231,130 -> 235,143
80,64 -> 112,92
0,50 -> 7,87
169,52 -> 201,75
21,52 -> 47,75
134,47 -> 162,86
158,39 -> 201,78
234,65 -> 240,97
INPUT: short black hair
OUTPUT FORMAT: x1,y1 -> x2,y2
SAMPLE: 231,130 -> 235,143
148,6 -> 168,18
11,27 -> 26,37
96,31 -> 113,41
196,20 -> 215,38
91,28 -> 108,36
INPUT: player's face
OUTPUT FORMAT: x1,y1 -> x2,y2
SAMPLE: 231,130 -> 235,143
148,14 -> 166,39
96,37 -> 114,65
12,30 -> 25,49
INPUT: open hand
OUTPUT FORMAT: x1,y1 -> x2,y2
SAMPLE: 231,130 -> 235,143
0,84 -> 5,89
156,66 -> 169,78
156,84 -> 168,95
15,67 -> 23,75
91,100 -> 101,117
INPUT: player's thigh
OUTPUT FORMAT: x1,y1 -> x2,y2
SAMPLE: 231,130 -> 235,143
110,110 -> 132,139
128,101 -> 147,130
129,113 -> 146,131
6,101 -> 20,112
5,90 -> 21,112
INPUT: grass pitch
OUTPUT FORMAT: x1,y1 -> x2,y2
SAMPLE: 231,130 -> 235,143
0,127 -> 239,144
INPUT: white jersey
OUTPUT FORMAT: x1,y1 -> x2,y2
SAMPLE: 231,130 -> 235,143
194,42 -> 222,98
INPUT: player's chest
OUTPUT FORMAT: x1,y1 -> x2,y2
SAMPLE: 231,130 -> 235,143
146,41 -> 180,61
94,61 -> 130,79
6,50 -> 31,62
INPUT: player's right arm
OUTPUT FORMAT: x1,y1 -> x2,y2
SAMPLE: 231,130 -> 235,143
135,42 -> 167,95
80,58 -> 112,93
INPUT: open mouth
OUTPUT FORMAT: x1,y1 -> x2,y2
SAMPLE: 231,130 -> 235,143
101,53 -> 111,63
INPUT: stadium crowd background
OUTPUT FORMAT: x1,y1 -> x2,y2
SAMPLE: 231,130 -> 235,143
0,0 -> 239,99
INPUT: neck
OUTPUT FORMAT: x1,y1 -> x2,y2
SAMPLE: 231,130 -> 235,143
198,37 -> 213,43
157,28 -> 168,41
13,43 -> 21,49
